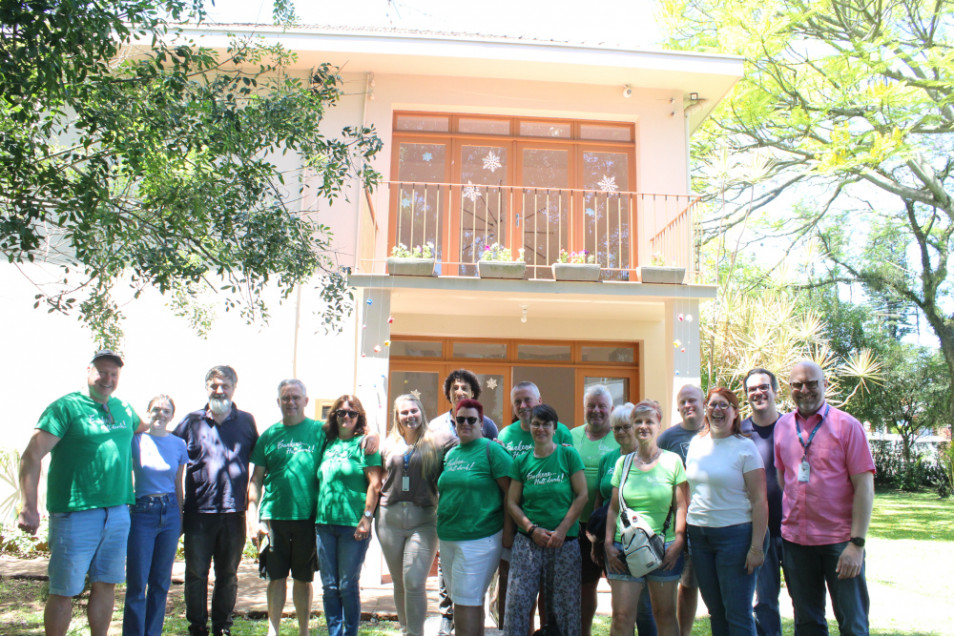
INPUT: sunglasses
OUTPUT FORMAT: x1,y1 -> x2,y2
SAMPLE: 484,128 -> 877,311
455,416 -> 479,425
335,409 -> 359,419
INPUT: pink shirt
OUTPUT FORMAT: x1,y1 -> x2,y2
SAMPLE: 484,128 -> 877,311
774,404 -> 875,546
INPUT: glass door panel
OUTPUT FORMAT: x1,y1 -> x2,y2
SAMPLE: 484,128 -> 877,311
457,144 -> 510,276
395,142 -> 448,266
388,370 -> 442,434
512,365 -> 576,428
582,150 -> 631,280
519,147 -> 571,279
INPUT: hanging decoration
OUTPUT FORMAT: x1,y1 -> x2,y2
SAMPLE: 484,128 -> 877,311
597,175 -> 618,192
486,378 -> 498,390
463,180 -> 480,203
410,389 -> 422,400
482,150 -> 502,173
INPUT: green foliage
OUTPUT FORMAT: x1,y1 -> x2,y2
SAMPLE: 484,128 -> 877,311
662,0 -> 954,423
940,442 -> 954,498
0,1 -> 382,341
871,440 -> 948,494
390,243 -> 434,259
479,242 -> 524,262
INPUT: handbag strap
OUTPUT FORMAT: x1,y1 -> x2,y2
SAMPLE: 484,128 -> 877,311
618,451 -> 674,537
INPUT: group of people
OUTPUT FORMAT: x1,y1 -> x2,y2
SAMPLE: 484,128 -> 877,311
18,353 -> 874,636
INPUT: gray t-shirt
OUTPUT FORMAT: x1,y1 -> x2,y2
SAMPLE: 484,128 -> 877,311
657,424 -> 699,466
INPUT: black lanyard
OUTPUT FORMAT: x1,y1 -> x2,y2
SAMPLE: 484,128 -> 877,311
795,405 -> 830,458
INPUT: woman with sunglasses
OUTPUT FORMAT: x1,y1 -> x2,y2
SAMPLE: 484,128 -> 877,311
685,388 -> 768,636
315,395 -> 383,636
376,394 -> 453,636
437,398 -> 513,636
505,404 -> 588,636
604,400 -> 688,636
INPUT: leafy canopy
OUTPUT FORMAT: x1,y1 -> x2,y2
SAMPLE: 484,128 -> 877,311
0,0 -> 381,344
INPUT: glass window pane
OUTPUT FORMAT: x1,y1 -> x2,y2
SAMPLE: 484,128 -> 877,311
452,342 -> 508,359
459,145 -> 510,274
459,118 -> 510,135
389,371 -> 442,433
582,150 -> 631,280
581,346 -> 635,363
513,366 -> 576,428
584,376 -> 630,406
389,340 -> 442,357
580,124 -> 632,142
395,143 -> 447,263
395,114 -> 450,132
517,344 -> 571,361
475,372 -> 506,429
520,120 -> 571,138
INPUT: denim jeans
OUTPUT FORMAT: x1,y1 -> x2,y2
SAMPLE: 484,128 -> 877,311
123,494 -> 181,636
316,524 -> 372,636
182,512 -> 246,636
753,535 -> 783,636
782,540 -> 869,636
688,523 -> 760,636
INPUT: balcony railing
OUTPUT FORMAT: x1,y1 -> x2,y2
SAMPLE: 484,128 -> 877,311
358,181 -> 699,282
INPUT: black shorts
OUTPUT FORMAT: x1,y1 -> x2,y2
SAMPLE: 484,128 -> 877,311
578,521 -> 604,585
266,519 -> 317,582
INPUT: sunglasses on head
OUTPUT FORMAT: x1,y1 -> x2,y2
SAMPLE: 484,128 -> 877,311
455,415 -> 479,425
336,409 -> 359,419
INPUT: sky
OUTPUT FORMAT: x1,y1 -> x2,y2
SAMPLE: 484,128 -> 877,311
203,0 -> 662,48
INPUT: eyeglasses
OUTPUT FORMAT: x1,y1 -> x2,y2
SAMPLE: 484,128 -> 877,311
612,424 -> 633,433
455,416 -> 478,425
707,402 -> 732,411
790,380 -> 820,391
530,420 -> 552,429
746,383 -> 772,394
335,409 -> 359,419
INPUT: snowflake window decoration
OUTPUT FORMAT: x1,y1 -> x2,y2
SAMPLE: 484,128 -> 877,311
482,151 -> 502,173
410,389 -> 422,399
597,175 -> 618,192
486,378 -> 498,390
422,152 -> 433,162
463,181 -> 480,203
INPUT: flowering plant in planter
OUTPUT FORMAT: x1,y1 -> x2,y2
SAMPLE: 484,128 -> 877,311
480,243 -> 525,262
390,242 -> 434,259
557,249 -> 596,264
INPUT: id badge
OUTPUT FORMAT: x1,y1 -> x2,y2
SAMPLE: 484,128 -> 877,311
798,459 -> 811,483
402,475 -> 410,491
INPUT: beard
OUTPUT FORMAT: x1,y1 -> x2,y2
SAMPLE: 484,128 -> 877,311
209,396 -> 232,417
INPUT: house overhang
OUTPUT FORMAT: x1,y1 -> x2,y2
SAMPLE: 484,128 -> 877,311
168,25 -> 743,132
349,273 -> 716,321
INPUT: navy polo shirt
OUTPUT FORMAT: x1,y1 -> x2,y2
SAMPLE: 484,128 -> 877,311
174,403 -> 259,514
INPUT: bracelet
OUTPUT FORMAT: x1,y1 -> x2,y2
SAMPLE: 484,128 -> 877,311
527,524 -> 537,535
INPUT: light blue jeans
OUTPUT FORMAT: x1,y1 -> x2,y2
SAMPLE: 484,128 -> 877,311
123,494 -> 181,636
316,524 -> 372,636
688,522 -> 761,636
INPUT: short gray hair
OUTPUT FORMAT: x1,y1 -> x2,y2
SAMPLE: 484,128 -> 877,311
583,384 -> 613,406
277,378 -> 307,396
205,365 -> 238,385
511,381 -> 540,400
609,403 -> 635,430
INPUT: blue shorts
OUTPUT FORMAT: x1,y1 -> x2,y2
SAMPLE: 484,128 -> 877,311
48,505 -> 130,596
606,539 -> 684,583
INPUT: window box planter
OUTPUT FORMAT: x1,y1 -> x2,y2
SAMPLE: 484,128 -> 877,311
639,266 -> 686,284
552,263 -> 601,282
387,257 -> 436,276
478,261 -> 527,279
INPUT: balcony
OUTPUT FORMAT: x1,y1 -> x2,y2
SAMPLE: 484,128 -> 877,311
358,181 -> 699,282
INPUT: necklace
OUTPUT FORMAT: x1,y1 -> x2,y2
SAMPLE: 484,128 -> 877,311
636,448 -> 662,464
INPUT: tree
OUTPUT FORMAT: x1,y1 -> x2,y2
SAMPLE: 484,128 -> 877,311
661,0 -> 954,425
0,0 -> 381,344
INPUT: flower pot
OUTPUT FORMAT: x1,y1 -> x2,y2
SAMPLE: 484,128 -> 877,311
478,261 -> 527,279
639,266 -> 686,284
387,257 -> 436,276
552,263 -> 601,282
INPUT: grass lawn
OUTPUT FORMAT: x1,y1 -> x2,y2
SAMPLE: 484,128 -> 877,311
1,489 -> 951,635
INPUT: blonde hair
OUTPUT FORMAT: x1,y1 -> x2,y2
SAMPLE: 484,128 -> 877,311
386,394 -> 440,479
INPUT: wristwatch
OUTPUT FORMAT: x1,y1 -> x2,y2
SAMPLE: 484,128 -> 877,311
849,536 -> 865,547
363,510 -> 373,519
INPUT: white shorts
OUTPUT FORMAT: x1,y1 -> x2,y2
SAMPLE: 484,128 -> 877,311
439,530 -> 503,606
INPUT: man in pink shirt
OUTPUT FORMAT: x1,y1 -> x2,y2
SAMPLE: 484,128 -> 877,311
774,361 -> 874,636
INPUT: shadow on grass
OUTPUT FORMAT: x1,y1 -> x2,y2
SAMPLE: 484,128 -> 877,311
869,489 -> 954,542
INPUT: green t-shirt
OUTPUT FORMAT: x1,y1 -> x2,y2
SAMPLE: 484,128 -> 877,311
315,435 -> 382,527
511,444 -> 585,537
251,418 -> 326,520
598,448 -> 623,502
37,391 -> 139,513
437,438 -> 513,541
571,426 -> 620,521
610,450 -> 686,543
498,421 -> 573,459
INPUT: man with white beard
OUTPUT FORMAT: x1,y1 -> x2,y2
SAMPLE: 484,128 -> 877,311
174,365 -> 259,636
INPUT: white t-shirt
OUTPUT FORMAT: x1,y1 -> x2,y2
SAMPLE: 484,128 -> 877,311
685,434 -> 763,527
